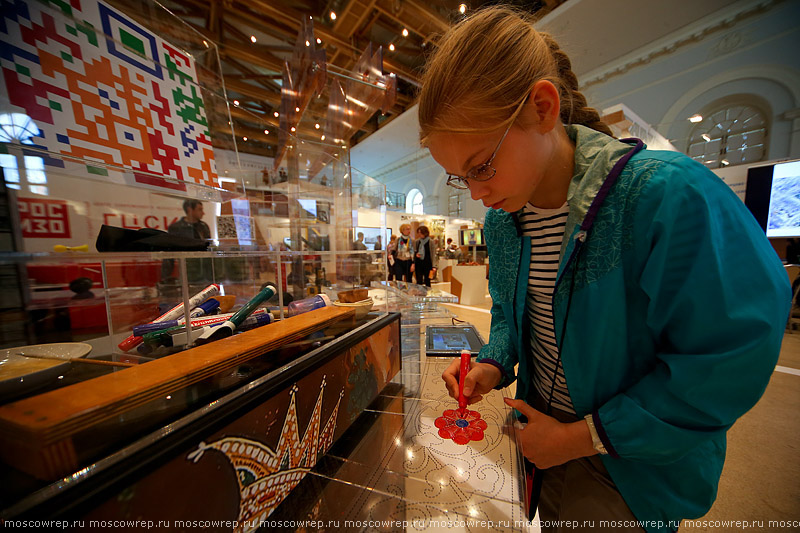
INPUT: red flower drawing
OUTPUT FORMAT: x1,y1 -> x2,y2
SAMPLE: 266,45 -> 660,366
435,408 -> 488,445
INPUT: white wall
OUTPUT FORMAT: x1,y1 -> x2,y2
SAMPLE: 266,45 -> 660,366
571,1 -> 800,160
351,105 -> 490,223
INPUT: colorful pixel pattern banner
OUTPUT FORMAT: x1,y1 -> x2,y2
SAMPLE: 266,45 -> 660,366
1,0 -> 218,190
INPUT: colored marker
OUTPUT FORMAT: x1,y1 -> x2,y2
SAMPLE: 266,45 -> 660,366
118,283 -> 220,352
149,313 -> 273,349
195,284 -> 277,345
133,298 -> 221,336
140,308 -> 269,346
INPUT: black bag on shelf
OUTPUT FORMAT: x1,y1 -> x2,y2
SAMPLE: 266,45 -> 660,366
95,225 -> 209,252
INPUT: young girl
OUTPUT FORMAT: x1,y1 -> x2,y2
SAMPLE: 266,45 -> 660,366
420,6 -> 790,532
413,225 -> 433,287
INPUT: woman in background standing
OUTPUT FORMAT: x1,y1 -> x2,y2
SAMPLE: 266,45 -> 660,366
413,225 -> 433,287
387,234 -> 398,281
394,223 -> 414,282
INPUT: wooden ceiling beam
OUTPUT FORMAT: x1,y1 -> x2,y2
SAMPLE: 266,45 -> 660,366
224,78 -> 281,106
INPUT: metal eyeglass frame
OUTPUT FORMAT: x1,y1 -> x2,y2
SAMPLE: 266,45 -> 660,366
445,97 -> 527,190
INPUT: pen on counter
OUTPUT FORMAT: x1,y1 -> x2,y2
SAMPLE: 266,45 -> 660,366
132,298 -> 221,336
196,283 -> 277,345
118,283 -> 220,352
144,312 -> 273,349
139,308 -> 269,341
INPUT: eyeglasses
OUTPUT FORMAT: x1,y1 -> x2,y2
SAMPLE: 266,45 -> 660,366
445,97 -> 527,190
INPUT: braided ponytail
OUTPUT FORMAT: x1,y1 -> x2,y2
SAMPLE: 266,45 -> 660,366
419,6 -> 613,140
540,33 -> 614,137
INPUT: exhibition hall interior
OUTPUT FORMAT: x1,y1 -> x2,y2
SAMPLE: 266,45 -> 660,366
0,0 -> 798,530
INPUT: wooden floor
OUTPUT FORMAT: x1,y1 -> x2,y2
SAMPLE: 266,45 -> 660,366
435,283 -> 800,532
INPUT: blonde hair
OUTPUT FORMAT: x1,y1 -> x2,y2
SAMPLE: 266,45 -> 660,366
399,223 -> 412,233
418,6 -> 611,143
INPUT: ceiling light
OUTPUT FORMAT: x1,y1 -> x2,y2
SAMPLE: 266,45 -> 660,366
274,111 -> 279,117
305,40 -> 310,47
295,107 -> 300,112
402,28 -> 408,37
202,40 -> 209,48
243,136 -> 247,141
233,100 -> 239,106
389,43 -> 395,51
689,114 -> 703,123
291,126 -> 296,132
321,135 -> 325,140
330,11 -> 336,20
316,38 -> 322,44
250,35 -> 256,43
459,4 -> 467,14
315,123 -> 320,129
702,134 -> 711,142
721,159 -> 730,166
264,129 -> 269,134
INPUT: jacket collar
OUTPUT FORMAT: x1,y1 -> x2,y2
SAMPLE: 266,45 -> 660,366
563,125 -> 641,237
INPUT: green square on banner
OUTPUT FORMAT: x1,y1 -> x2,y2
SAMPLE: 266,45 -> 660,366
87,166 -> 109,176
119,28 -> 147,58
60,51 -> 73,63
15,64 -> 30,77
49,100 -> 62,112
66,25 -> 78,36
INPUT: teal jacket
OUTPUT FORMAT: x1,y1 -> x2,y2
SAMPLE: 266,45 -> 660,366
477,125 -> 790,532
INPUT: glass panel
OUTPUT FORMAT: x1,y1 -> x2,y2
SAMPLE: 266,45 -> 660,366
0,0 -> 391,509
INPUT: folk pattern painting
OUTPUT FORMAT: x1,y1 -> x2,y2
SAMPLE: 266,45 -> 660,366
1,0 -> 217,190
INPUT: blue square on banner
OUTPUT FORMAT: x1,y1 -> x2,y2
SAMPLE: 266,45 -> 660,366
56,134 -> 70,144
124,132 -> 134,141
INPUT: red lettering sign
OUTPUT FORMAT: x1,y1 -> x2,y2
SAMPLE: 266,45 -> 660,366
18,198 -> 71,238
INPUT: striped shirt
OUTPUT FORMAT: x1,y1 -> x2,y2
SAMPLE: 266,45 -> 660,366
518,202 -> 575,414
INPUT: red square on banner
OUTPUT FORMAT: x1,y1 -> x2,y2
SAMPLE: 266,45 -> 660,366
18,198 -> 72,238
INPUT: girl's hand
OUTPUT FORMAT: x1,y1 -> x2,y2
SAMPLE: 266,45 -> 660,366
504,398 -> 597,468
442,360 -> 502,405
410,264 -> 415,272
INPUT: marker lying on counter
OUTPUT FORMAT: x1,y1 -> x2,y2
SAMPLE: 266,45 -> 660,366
118,283 -> 220,352
132,298 -> 221,336
195,283 -> 277,345
143,311 -> 273,349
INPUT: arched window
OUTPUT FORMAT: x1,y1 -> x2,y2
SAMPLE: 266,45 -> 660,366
406,188 -> 424,214
687,103 -> 768,169
0,113 -> 48,195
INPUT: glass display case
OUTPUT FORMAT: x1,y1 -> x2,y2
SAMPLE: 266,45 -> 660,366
0,0 -> 397,521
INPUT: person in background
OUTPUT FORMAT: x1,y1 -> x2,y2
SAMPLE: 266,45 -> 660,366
374,235 -> 382,250
394,223 -> 414,282
168,199 -> 210,241
420,6 -> 789,532
445,237 -> 462,260
353,232 -> 367,250
161,199 -> 211,282
412,225 -> 433,287
387,234 -> 398,281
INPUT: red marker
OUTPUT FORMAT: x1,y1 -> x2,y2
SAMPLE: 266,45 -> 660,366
435,350 -> 487,445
